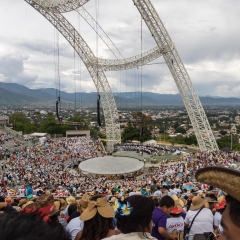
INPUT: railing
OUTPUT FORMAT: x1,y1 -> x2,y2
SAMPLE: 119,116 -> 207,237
3,126 -> 24,141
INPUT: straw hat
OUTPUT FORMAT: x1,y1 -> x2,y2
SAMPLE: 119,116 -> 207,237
171,195 -> 184,207
35,194 -> 57,217
22,201 -> 35,210
180,198 -> 187,206
54,198 -> 67,211
171,195 -> 179,201
12,206 -> 22,212
77,194 -> 89,211
66,196 -> 77,205
190,196 -> 209,211
171,204 -> 184,214
196,166 -> 240,202
5,197 -> 14,204
80,197 -> 114,221
108,197 -> 116,203
18,199 -> 28,208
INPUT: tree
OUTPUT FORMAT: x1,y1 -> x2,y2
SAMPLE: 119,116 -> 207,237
220,130 -> 227,136
9,112 -> 27,123
121,111 -> 153,143
68,112 -> 90,130
217,135 -> 240,149
175,127 -> 186,134
168,134 -> 197,146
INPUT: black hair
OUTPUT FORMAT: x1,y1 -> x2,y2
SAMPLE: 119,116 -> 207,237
79,195 -> 115,240
116,195 -> 154,236
207,193 -> 217,201
0,212 -> 70,240
149,197 -> 159,207
159,196 -> 174,208
226,195 -> 240,228
68,204 -> 77,216
157,186 -> 160,190
0,196 -> 5,202
170,213 -> 181,217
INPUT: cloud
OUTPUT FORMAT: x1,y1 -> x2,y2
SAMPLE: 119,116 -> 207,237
0,53 -> 38,85
0,0 -> 239,97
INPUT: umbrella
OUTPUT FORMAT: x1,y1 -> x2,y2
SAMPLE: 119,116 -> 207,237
220,147 -> 231,153
183,185 -> 195,190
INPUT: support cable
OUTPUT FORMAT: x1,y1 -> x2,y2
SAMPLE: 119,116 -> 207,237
140,16 -> 144,136
96,0 -> 101,127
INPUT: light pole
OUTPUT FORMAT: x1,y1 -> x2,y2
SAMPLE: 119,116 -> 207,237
231,131 -> 232,150
163,122 -> 165,143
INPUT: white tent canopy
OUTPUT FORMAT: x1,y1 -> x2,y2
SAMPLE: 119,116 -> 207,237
143,139 -> 157,145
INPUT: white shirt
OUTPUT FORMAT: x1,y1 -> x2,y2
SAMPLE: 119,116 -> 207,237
174,188 -> 182,194
166,216 -> 184,233
19,188 -> 25,197
153,190 -> 162,197
185,208 -> 213,240
214,211 -> 223,233
168,189 -> 177,196
66,217 -> 84,240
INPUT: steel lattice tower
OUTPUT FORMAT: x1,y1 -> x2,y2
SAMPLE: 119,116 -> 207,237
24,0 -> 218,151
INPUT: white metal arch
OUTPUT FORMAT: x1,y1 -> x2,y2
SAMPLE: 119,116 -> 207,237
76,6 -> 163,70
133,0 -> 218,151
25,0 -> 218,151
34,0 -> 89,12
25,0 -> 121,151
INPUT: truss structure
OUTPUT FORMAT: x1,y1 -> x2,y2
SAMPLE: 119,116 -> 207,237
34,0 -> 89,13
25,0 -> 219,151
25,0 -> 121,151
76,6 -> 124,60
133,0 -> 218,151
76,7 -> 163,71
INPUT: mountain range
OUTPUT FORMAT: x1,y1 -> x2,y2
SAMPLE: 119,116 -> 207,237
1,82 -> 240,108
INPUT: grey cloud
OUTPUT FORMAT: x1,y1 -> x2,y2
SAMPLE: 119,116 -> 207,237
0,53 -> 38,85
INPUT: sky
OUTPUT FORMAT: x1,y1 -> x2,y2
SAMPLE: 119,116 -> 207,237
0,0 -> 240,97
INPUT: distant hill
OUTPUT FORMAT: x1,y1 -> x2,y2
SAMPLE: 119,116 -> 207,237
0,87 -> 40,105
1,82 -> 240,107
0,82 -> 55,102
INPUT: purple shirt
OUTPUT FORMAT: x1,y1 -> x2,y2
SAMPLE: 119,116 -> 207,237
151,207 -> 167,240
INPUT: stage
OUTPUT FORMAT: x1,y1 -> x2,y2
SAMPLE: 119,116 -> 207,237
79,156 -> 144,175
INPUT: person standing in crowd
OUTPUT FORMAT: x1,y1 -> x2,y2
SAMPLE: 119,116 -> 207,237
184,195 -> 213,240
66,195 -> 88,240
151,196 -> 178,240
153,186 -> 162,198
166,204 -> 185,233
103,195 -> 156,240
17,185 -> 26,197
213,196 -> 226,235
196,167 -> 240,240
150,180 -> 158,194
76,195 -> 119,240
26,184 -> 32,197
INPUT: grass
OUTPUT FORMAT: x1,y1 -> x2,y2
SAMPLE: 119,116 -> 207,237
112,153 -> 181,162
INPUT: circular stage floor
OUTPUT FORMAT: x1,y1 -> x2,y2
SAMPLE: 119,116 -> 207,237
79,156 -> 144,175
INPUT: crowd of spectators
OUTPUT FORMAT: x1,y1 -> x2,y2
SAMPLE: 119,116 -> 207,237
0,132 -> 240,239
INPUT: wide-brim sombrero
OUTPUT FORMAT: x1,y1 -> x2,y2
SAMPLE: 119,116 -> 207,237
196,167 -> 240,202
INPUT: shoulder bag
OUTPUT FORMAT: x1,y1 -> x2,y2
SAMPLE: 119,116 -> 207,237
184,207 -> 203,240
